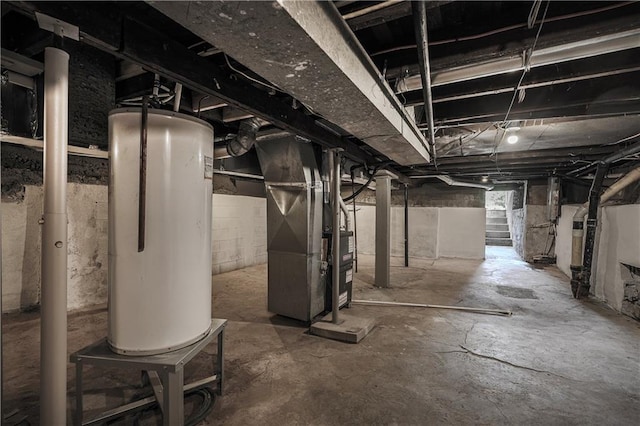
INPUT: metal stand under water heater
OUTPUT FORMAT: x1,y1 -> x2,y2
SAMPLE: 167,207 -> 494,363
70,108 -> 226,426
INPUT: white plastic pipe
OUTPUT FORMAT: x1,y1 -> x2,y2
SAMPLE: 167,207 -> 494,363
40,46 -> 69,425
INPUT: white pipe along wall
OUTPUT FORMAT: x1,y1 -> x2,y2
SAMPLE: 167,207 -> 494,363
571,167 -> 640,281
40,46 -> 69,426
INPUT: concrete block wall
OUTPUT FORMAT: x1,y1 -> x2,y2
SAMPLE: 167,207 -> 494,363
355,205 -> 484,260
593,205 -> 640,311
211,194 -> 267,274
509,181 -> 554,262
2,184 -> 267,313
2,183 -> 108,312
351,182 -> 485,208
556,204 -> 640,313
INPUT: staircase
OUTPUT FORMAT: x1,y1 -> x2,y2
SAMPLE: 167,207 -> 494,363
486,210 -> 512,246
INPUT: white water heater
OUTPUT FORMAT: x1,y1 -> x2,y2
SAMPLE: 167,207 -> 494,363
108,108 -> 214,355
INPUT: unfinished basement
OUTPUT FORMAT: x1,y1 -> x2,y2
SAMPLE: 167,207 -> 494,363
1,1 -> 639,425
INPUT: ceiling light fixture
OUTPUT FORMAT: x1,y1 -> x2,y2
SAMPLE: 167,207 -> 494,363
507,135 -> 519,144
481,176 -> 489,182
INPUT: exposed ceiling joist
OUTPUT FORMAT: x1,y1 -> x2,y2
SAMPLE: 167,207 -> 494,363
10,1 -> 410,182
149,0 -> 431,166
396,27 -> 640,92
423,72 -> 640,125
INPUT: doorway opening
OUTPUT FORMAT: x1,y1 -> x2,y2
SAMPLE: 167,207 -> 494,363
485,191 -> 513,247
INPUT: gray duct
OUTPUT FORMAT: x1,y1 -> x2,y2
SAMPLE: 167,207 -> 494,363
255,133 -> 324,321
214,117 -> 262,159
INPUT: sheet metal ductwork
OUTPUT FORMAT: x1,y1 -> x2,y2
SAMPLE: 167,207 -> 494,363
214,117 -> 262,159
149,0 -> 431,165
255,133 -> 324,321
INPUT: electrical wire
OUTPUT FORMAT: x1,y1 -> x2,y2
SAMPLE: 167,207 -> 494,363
127,386 -> 217,426
343,166 -> 382,203
224,54 -> 284,94
369,1 -> 635,56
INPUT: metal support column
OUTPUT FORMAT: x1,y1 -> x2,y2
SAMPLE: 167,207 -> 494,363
351,176 -> 358,273
404,184 -> 409,267
375,171 -> 394,288
41,45 -> 69,426
331,149 -> 342,324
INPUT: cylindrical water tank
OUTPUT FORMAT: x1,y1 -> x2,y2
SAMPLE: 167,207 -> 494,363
108,108 -> 213,355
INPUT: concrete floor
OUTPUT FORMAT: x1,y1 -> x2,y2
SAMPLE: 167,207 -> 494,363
3,246 -> 639,425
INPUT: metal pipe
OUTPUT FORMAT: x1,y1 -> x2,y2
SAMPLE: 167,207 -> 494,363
571,165 -> 640,297
152,73 -> 160,98
404,184 -> 409,267
569,140 -> 640,176
433,175 -> 494,190
570,165 -> 608,297
412,0 -> 437,167
338,197 -> 352,232
1,135 -> 109,159
342,0 -> 402,20
1,134 -> 3,417
396,27 -> 640,92
212,170 -> 264,181
351,299 -> 512,317
213,118 -> 262,159
351,175 -> 358,273
40,46 -> 69,426
138,96 -> 148,252
173,82 -> 182,112
331,149 -> 342,324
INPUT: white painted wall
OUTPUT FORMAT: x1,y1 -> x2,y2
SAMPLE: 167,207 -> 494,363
355,205 -> 484,259
2,184 -> 108,312
438,208 -> 486,259
555,204 -> 640,312
211,194 -> 267,274
2,185 -> 267,313
593,205 -> 640,311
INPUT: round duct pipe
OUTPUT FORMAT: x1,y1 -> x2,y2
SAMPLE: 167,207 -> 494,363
215,117 -> 262,159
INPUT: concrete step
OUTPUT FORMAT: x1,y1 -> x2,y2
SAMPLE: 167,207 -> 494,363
486,237 -> 513,246
486,230 -> 511,239
486,223 -> 510,231
486,210 -> 507,218
487,217 -> 508,224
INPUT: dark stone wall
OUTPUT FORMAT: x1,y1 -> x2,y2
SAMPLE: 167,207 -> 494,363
526,179 -> 548,205
1,144 -> 108,200
67,40 -> 116,149
347,182 -> 485,207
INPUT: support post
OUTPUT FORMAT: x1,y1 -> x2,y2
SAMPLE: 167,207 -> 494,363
404,184 -> 409,267
162,369 -> 184,426
375,171 -> 394,287
1,125 -> 3,417
351,175 -> 358,273
41,46 -> 69,425
331,149 -> 342,324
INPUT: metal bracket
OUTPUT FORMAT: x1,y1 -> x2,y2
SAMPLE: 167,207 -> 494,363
35,12 -> 80,40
